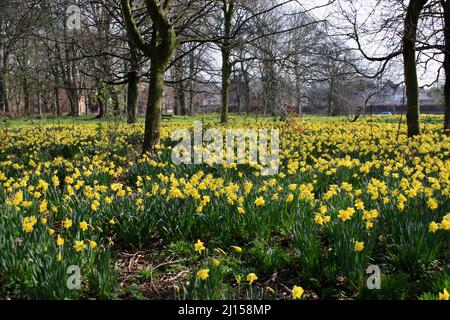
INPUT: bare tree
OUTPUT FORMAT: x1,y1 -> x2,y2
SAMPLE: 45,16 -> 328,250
333,0 -> 450,136
442,0 -> 450,134
121,0 -> 177,152
403,0 -> 429,136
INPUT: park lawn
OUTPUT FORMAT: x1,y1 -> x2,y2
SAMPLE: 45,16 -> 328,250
0,115 -> 448,300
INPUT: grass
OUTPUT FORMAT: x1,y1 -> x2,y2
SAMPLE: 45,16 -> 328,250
0,113 -> 448,300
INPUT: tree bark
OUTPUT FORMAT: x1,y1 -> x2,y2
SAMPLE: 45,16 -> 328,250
111,87 -> 121,117
174,83 -> 186,115
22,74 -> 31,116
403,0 -> 428,137
61,19 -> 80,118
126,35 -> 140,124
54,86 -> 61,117
67,88 -> 80,116
37,91 -> 43,119
220,0 -> 234,124
0,61 -> 5,113
143,65 -> 165,151
443,0 -> 450,135
295,69 -> 303,116
327,78 -> 334,116
262,58 -> 278,116
188,49 -> 195,113
127,70 -> 139,123
221,56 -> 231,123
0,48 -> 9,114
173,50 -> 186,116
0,15 -> 4,113
95,86 -> 106,119
241,61 -> 251,115
142,42 -> 176,152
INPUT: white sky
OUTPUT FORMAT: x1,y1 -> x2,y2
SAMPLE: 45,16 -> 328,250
301,0 -> 443,87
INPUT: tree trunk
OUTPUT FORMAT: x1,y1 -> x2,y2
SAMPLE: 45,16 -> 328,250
54,86 -> 61,117
220,0 -> 234,124
127,70 -> 139,124
95,87 -> 106,119
67,88 -> 80,117
23,74 -> 31,116
236,70 -> 242,114
221,56 -> 231,123
86,92 -> 94,114
241,61 -> 251,115
0,17 -> 4,113
126,32 -> 140,124
173,52 -> 186,116
174,83 -> 186,115
188,89 -> 194,114
142,32 -> 177,153
37,91 -> 43,119
403,0 -> 427,137
443,0 -> 450,135
262,59 -> 278,116
111,87 -> 120,117
327,78 -> 334,116
143,65 -> 165,152
295,70 -> 303,116
120,0 -> 177,152
297,98 -> 302,116
140,24 -> 176,153
0,62 -> 5,113
0,48 -> 9,114
188,50 -> 195,113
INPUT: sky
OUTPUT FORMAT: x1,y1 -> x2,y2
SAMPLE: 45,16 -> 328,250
300,0 -> 443,88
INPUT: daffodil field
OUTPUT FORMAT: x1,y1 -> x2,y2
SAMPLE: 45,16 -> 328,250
0,116 -> 449,300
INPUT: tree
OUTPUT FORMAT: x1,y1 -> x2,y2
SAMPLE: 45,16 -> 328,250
333,0 -> 441,137
172,46 -> 187,115
442,0 -> 450,134
213,0 -> 331,123
403,0 -> 428,137
219,0 -> 234,123
0,0 -> 39,115
121,0 -> 177,152
126,33 -> 141,123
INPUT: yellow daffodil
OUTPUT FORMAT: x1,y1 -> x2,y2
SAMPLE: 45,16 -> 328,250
197,268 -> 209,281
194,239 -> 206,253
88,240 -> 97,249
231,246 -> 242,253
254,197 -> 265,207
439,288 -> 449,300
354,241 -> 365,252
427,198 -> 438,210
63,218 -> 73,229
56,235 -> 64,246
292,285 -> 304,300
79,221 -> 88,232
73,240 -> 85,252
429,221 -> 440,233
246,273 -> 258,284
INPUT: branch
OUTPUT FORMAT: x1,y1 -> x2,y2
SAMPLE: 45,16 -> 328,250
120,0 -> 154,56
